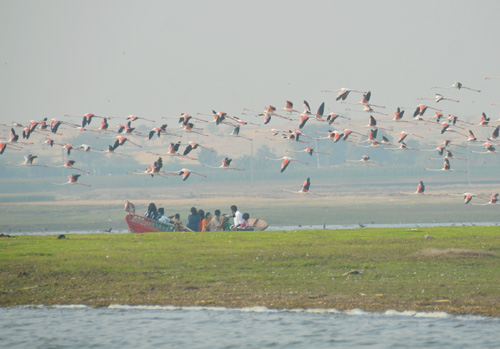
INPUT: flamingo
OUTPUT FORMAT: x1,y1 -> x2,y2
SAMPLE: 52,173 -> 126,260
183,141 -> 214,156
285,146 -> 329,156
283,100 -> 301,114
230,125 -> 252,141
472,193 -> 499,206
478,112 -> 490,126
431,81 -> 481,92
398,131 -> 423,143
204,157 -> 245,171
148,124 -> 169,140
298,113 -> 310,129
45,160 -> 90,174
489,126 -> 499,141
282,177 -> 325,196
51,174 -> 91,187
363,115 -> 393,131
425,159 -> 467,173
316,129 -> 344,142
326,113 -> 350,125
412,104 -> 442,119
115,136 -> 142,148
127,115 -> 156,123
321,87 -> 363,101
416,180 -> 425,194
392,107 -> 415,124
344,104 -> 388,115
175,168 -> 207,181
344,154 -> 383,166
417,94 -> 460,103
79,144 -> 103,152
264,156 -> 309,173
440,123 -> 466,136
282,129 -> 308,143
471,143 -> 498,154
429,150 -> 467,161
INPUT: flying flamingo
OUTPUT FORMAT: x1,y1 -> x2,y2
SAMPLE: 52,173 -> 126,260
417,94 -> 460,103
264,156 -> 309,173
411,104 -> 442,119
471,143 -> 498,154
204,157 -> 245,171
326,113 -> 351,125
183,141 -> 214,156
115,136 -> 142,148
489,126 -> 499,141
51,174 -> 91,187
44,160 -> 90,174
173,168 -> 207,181
344,104 -> 388,116
362,115 -> 393,131
127,115 -> 156,123
429,150 -> 467,161
230,125 -> 252,141
344,154 -> 383,166
398,131 -> 424,143
392,107 -> 415,124
472,193 -> 499,206
148,124 -> 169,140
282,177 -> 325,196
283,100 -> 301,114
285,146 -> 329,156
397,181 -> 433,195
478,112 -> 491,126
321,87 -> 364,101
431,81 -> 481,92
316,129 -> 344,142
425,159 -> 467,173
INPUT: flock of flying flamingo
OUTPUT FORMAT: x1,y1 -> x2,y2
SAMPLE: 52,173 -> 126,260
1,77 -> 500,207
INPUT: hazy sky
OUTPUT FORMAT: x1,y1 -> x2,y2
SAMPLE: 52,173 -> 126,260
1,0 -> 500,126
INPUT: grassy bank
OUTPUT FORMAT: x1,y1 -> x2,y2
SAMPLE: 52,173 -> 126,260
1,226 -> 499,316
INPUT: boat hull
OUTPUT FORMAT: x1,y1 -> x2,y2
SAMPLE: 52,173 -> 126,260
125,214 -> 175,233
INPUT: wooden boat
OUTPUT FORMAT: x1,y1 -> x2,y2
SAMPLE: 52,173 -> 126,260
125,213 -> 175,233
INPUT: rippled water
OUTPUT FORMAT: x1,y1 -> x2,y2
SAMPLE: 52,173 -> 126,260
1,305 -> 499,348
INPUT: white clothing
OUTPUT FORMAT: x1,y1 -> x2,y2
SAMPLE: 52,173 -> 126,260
233,210 -> 243,227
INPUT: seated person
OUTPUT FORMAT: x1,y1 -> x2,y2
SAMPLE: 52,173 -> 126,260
173,213 -> 186,232
186,207 -> 200,232
229,205 -> 243,230
157,208 -> 171,223
210,210 -> 224,231
144,203 -> 157,219
237,213 -> 254,231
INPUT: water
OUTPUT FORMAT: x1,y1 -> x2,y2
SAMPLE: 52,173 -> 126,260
1,305 -> 499,348
7,221 -> 500,236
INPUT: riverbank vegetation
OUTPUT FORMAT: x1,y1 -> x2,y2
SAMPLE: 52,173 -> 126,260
1,226 -> 499,316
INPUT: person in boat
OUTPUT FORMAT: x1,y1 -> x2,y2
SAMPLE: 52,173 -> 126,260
186,207 -> 200,232
210,209 -> 224,231
173,213 -> 185,232
237,213 -> 254,231
124,200 -> 135,214
157,208 -> 171,223
144,203 -> 157,219
202,212 -> 212,231
229,205 -> 243,230
198,209 -> 205,231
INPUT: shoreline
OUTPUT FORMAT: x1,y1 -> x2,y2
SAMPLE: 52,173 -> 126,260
5,221 -> 500,236
9,303 -> 493,320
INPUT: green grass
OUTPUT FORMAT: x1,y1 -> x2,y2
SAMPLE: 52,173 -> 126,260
1,226 -> 499,316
